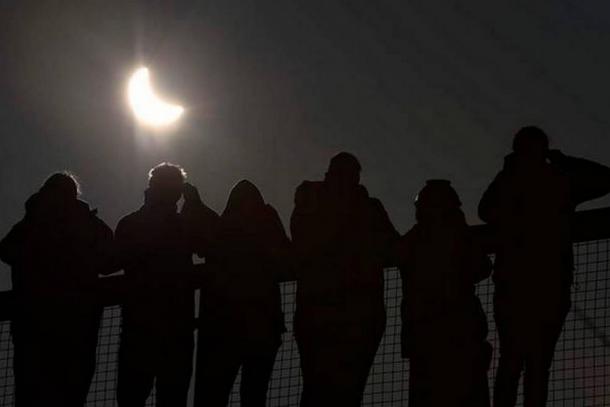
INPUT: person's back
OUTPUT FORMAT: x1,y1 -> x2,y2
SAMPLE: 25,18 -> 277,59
292,181 -> 393,322
195,180 -> 289,407
0,172 -> 113,407
290,152 -> 398,407
117,201 -> 196,330
478,126 -> 610,407
483,150 -> 572,315
201,180 -> 287,339
116,163 -> 219,407
397,180 -> 491,407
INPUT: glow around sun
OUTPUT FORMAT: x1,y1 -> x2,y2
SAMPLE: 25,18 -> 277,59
127,67 -> 184,127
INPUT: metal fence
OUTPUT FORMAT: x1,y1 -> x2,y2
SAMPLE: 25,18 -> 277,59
1,209 -> 609,406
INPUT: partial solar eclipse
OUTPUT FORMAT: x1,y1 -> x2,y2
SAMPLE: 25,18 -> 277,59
127,67 -> 184,127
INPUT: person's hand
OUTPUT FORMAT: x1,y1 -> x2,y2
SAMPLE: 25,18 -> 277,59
183,182 -> 202,204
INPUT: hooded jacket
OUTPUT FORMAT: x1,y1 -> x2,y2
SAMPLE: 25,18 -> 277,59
0,191 -> 113,306
200,180 -> 289,346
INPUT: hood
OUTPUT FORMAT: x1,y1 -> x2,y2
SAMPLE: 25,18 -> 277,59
222,180 -> 265,219
25,191 -> 94,221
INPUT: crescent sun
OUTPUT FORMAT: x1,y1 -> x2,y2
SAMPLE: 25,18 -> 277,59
127,67 -> 184,127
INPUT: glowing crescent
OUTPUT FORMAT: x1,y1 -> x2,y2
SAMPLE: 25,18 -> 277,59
127,67 -> 184,127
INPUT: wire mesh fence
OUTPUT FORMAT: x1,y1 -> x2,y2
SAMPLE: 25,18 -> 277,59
0,237 -> 608,406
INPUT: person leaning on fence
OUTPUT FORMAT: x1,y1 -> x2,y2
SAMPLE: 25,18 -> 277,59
194,180 -> 291,407
0,172 -> 114,407
396,180 -> 492,407
290,152 -> 399,407
478,126 -> 610,407
114,163 -> 219,407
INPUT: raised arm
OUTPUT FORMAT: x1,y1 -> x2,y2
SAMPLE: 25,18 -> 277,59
548,150 -> 610,206
181,183 -> 220,258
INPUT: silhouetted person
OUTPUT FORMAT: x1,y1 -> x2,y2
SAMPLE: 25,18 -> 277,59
479,126 -> 610,407
396,180 -> 491,407
290,152 -> 399,407
115,163 -> 219,407
0,173 -> 114,407
194,180 -> 290,407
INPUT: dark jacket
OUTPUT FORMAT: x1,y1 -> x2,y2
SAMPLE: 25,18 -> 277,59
396,210 -> 490,356
200,181 -> 290,347
0,192 -> 113,307
115,191 -> 219,333
290,181 -> 398,329
478,153 -> 610,314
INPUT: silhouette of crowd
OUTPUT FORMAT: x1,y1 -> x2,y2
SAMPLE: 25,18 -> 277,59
1,125 -> 610,407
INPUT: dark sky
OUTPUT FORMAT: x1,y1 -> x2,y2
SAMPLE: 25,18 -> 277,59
2,0 -> 610,287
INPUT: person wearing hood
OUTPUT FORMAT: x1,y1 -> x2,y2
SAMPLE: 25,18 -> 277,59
396,180 -> 492,407
290,152 -> 399,407
0,172 -> 114,407
478,126 -> 610,407
194,180 -> 290,407
115,163 -> 219,407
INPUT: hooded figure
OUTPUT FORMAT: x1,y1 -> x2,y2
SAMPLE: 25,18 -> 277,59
194,180 -> 290,407
396,180 -> 492,407
115,163 -> 219,407
0,172 -> 114,407
290,152 -> 399,407
478,126 -> 610,407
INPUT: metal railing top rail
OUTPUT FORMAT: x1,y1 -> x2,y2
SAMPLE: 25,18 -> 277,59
1,206 -> 609,319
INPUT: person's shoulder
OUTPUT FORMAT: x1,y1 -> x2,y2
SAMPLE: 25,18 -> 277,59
294,181 -> 322,207
116,209 -> 144,231
72,200 -> 111,233
263,204 -> 288,231
3,219 -> 27,237
295,180 -> 322,195
395,225 -> 419,260
400,225 -> 419,243
367,195 -> 389,215
89,211 -> 113,234
368,195 -> 383,208
490,167 -> 510,183
264,203 -> 281,218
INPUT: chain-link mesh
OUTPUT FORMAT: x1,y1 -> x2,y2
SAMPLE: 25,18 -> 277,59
0,239 -> 608,406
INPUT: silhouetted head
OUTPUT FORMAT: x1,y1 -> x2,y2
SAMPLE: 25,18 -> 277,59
147,162 -> 186,205
39,172 -> 80,202
25,172 -> 84,219
512,126 -> 549,162
223,180 -> 265,218
325,152 -> 361,189
414,179 -> 464,226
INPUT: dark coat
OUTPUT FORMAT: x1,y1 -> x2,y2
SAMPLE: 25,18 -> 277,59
200,181 -> 290,348
478,153 -> 610,316
290,181 -> 398,332
396,211 -> 490,357
0,192 -> 113,307
115,192 -> 219,333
